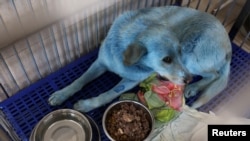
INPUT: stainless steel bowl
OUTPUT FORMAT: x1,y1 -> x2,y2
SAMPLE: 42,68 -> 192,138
30,109 -> 92,141
102,100 -> 154,141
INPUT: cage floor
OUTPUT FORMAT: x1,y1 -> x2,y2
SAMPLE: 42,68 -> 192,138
0,43 -> 249,141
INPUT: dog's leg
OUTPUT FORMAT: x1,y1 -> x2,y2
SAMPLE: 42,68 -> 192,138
48,60 -> 106,106
185,72 -> 218,98
73,78 -> 139,112
185,63 -> 230,109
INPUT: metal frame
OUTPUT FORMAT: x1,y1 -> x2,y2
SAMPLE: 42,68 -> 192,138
0,0 -> 249,99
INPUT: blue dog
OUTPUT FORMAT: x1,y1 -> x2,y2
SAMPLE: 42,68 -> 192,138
48,6 -> 232,112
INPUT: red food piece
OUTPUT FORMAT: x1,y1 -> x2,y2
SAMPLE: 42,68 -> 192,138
152,81 -> 184,110
137,90 -> 147,105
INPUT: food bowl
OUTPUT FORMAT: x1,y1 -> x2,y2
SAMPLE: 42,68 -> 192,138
102,100 -> 154,141
30,109 -> 93,141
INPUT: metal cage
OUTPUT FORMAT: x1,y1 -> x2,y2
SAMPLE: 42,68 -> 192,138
0,0 -> 249,140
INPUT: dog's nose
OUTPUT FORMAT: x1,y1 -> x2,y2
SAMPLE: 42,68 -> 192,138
183,75 -> 193,84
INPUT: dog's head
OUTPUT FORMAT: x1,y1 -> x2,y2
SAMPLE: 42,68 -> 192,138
123,26 -> 192,85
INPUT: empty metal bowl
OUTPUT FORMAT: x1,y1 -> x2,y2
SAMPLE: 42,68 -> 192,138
102,100 -> 154,141
30,109 -> 92,141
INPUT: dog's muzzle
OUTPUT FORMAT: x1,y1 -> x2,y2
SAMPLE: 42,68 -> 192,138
157,74 -> 169,81
183,75 -> 193,84
157,74 -> 193,85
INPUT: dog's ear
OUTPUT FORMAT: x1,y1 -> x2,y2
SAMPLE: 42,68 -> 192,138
123,43 -> 147,66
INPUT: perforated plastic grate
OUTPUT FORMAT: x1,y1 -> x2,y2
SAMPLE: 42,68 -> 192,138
202,44 -> 250,111
0,43 -> 249,141
0,48 -> 122,141
186,43 -> 250,112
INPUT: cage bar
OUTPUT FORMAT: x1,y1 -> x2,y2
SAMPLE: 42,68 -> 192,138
0,0 -> 249,141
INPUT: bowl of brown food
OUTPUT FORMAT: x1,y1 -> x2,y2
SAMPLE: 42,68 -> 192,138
102,100 -> 154,141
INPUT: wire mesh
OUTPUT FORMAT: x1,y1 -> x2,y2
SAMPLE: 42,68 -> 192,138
0,0 -> 249,140
0,0 -> 184,100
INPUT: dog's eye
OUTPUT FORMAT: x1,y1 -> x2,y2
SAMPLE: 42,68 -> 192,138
163,56 -> 172,64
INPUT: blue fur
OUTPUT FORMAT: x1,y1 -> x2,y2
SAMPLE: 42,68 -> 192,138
48,6 -> 232,112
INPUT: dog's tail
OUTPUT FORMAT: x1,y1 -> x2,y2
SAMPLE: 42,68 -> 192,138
191,56 -> 231,109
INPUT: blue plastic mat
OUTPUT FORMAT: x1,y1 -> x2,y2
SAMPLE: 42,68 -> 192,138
0,43 -> 249,141
197,43 -> 250,113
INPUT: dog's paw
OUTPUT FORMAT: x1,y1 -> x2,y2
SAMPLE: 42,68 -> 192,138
190,101 -> 203,109
48,91 -> 68,106
184,85 -> 199,98
73,99 -> 98,112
